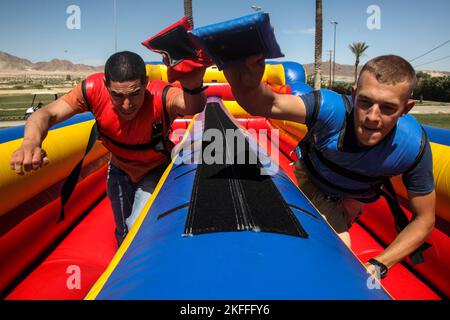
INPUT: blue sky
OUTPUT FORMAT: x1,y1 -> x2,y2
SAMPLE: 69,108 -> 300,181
1,0 -> 449,71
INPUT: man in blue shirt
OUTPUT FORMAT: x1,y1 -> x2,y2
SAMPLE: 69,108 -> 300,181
223,55 -> 435,278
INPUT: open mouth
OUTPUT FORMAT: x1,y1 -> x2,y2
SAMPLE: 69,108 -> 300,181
362,125 -> 381,133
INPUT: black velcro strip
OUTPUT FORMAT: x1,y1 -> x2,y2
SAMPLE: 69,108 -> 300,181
184,103 -> 308,238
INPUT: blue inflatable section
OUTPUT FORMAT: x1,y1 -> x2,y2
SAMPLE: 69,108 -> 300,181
424,125 -> 450,147
93,103 -> 390,300
190,12 -> 284,70
267,61 -> 312,96
267,61 -> 307,84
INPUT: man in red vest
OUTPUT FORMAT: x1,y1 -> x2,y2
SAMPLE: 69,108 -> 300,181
10,51 -> 207,246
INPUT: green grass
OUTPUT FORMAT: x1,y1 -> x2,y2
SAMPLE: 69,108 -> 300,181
413,114 -> 450,129
0,93 -> 61,110
0,109 -> 26,117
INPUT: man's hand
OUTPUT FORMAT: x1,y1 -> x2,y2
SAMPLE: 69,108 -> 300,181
222,54 -> 307,123
370,191 -> 435,269
9,98 -> 77,176
162,54 -> 207,89
10,140 -> 49,175
178,65 -> 207,90
223,54 -> 265,94
165,54 -> 207,117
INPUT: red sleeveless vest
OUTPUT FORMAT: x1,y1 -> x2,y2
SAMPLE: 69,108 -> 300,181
83,73 -> 171,164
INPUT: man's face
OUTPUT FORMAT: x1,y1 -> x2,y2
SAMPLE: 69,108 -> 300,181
352,71 -> 415,147
106,78 -> 147,121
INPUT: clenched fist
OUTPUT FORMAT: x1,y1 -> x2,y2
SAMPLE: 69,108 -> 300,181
10,141 -> 49,175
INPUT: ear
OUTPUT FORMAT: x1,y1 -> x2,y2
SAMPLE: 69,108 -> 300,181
403,99 -> 415,115
351,85 -> 357,102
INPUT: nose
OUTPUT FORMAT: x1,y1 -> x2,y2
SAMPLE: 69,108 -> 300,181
366,104 -> 381,122
122,97 -> 132,110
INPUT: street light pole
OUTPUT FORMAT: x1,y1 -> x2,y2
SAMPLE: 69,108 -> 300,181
330,20 -> 338,88
328,49 -> 333,88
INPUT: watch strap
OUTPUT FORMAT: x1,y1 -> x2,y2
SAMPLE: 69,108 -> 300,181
368,258 -> 388,279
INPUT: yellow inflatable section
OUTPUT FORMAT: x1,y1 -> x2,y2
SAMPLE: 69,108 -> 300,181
0,119 -> 108,216
392,142 -> 450,222
146,63 -> 286,85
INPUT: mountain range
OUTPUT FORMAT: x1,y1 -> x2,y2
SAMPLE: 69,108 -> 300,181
0,51 -> 102,73
1,51 -> 448,78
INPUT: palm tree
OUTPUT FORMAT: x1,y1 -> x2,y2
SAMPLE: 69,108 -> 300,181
349,42 -> 369,84
313,0 -> 323,91
184,0 -> 194,27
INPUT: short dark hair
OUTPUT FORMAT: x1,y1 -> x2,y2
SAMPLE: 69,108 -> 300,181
359,55 -> 416,93
104,51 -> 147,85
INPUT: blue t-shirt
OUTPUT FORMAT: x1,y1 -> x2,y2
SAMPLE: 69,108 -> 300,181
300,92 -> 435,195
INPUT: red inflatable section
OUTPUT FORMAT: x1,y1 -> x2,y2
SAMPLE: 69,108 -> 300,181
202,83 -> 292,102
360,200 -> 450,298
205,84 -> 235,101
349,223 -> 439,300
6,198 -> 116,300
0,163 -> 108,297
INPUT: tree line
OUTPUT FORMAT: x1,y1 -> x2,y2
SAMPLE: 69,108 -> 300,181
414,72 -> 450,103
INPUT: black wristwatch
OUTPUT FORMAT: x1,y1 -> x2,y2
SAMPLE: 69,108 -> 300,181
182,84 -> 208,95
368,258 -> 388,279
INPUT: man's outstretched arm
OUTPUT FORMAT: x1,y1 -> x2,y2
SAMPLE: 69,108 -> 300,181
168,67 -> 208,118
10,99 -> 78,175
366,190 -> 435,270
223,55 -> 307,124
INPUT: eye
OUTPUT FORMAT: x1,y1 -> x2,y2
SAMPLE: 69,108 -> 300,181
359,99 -> 372,108
381,105 -> 396,114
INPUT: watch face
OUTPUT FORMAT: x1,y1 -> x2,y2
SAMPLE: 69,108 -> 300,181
379,267 -> 388,279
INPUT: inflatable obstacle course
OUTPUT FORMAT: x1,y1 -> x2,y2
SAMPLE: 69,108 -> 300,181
1,61 -> 449,299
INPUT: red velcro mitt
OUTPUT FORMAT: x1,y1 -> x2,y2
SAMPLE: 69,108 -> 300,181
141,17 -> 213,83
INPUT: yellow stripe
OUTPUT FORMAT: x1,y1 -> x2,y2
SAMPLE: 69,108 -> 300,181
85,117 -> 196,300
